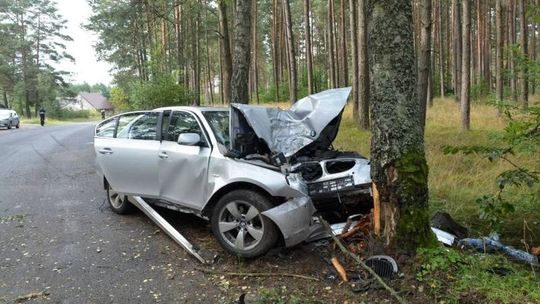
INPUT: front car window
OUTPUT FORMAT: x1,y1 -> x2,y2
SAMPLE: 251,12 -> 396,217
95,117 -> 117,138
166,111 -> 206,146
117,112 -> 159,140
202,110 -> 230,147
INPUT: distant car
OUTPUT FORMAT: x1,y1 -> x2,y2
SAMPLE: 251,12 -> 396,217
94,88 -> 372,258
0,110 -> 20,129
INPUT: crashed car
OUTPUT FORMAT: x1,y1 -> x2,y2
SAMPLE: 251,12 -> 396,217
94,88 -> 371,258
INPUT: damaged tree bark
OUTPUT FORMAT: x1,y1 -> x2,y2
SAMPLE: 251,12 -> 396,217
368,1 -> 434,252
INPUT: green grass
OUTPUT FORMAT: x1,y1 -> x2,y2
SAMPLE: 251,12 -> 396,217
416,246 -> 540,303
22,116 -> 101,126
334,98 -> 540,303
334,98 -> 540,244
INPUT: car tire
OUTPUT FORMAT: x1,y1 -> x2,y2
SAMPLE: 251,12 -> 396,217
211,190 -> 279,258
15,122 -> 19,129
107,185 -> 133,214
7,122 -> 11,129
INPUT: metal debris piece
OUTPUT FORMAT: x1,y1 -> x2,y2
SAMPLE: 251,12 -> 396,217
130,196 -> 217,264
431,227 -> 457,246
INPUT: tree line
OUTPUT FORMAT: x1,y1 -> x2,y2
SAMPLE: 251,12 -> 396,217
0,0 -> 74,118
85,0 -> 537,132
1,1 -> 537,125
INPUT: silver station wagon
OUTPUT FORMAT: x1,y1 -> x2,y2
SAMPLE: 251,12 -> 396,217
94,88 -> 371,258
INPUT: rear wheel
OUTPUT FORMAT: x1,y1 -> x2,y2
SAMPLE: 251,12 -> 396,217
211,190 -> 278,258
107,184 -> 133,214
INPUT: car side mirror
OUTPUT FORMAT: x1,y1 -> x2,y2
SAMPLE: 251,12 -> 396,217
177,133 -> 201,146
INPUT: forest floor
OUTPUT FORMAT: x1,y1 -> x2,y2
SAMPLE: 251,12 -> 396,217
213,97 -> 539,304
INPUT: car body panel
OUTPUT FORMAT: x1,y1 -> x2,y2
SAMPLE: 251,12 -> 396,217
158,140 -> 212,210
261,197 -> 316,247
230,87 -> 351,158
95,137 -> 161,196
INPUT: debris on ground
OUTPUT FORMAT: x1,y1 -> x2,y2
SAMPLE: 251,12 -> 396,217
458,233 -> 539,265
364,255 -> 398,279
14,291 -> 50,303
430,211 -> 468,239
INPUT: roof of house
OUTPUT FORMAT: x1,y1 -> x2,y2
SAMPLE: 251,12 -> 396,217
79,92 -> 114,110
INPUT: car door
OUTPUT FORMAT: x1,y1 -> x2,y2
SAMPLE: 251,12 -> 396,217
158,110 -> 211,210
95,112 -> 161,197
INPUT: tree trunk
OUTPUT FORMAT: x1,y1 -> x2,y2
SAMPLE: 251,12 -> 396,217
437,0 -> 445,98
509,0 -> 518,102
2,90 -> 8,109
282,0 -> 297,103
358,0 -> 369,130
252,0 -> 260,104
349,0 -> 359,123
231,0 -> 252,104
496,0 -> 504,114
368,0 -> 432,252
519,0 -> 528,110
461,0 -> 471,130
339,0 -> 348,87
305,0 -> 314,95
452,0 -> 462,103
271,0 -> 280,102
205,1 -> 214,105
192,12 -> 200,106
531,2 -> 537,95
218,0 -> 233,104
327,0 -> 336,88
417,0 -> 432,131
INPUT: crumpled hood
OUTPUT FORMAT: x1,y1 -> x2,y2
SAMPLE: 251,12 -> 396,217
230,87 -> 352,158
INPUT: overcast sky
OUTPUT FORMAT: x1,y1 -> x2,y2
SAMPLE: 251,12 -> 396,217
55,0 -> 113,85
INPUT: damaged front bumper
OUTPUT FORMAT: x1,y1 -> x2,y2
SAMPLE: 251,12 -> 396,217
262,197 -> 318,247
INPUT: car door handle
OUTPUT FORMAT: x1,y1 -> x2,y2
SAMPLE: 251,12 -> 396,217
98,148 -> 114,155
158,152 -> 168,159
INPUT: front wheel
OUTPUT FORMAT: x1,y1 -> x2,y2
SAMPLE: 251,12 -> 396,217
107,184 -> 133,214
211,190 -> 279,258
7,122 -> 11,129
15,122 -> 19,129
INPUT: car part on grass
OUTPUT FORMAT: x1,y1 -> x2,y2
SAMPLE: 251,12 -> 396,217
365,255 -> 398,279
431,211 -> 469,239
431,227 -> 457,246
458,233 -> 539,265
131,196 -> 217,264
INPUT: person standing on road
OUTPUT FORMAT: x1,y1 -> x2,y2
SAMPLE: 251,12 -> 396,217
101,109 -> 105,119
39,106 -> 46,126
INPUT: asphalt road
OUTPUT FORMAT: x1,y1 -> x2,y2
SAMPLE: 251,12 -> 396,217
0,124 -> 223,303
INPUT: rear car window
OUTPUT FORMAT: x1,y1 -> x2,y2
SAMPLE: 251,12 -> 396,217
95,117 -> 117,138
117,112 -> 159,140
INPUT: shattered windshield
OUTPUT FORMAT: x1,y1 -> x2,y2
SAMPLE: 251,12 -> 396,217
203,110 -> 230,146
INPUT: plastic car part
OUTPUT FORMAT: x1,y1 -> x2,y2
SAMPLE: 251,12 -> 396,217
365,255 -> 398,279
130,196 -> 217,264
